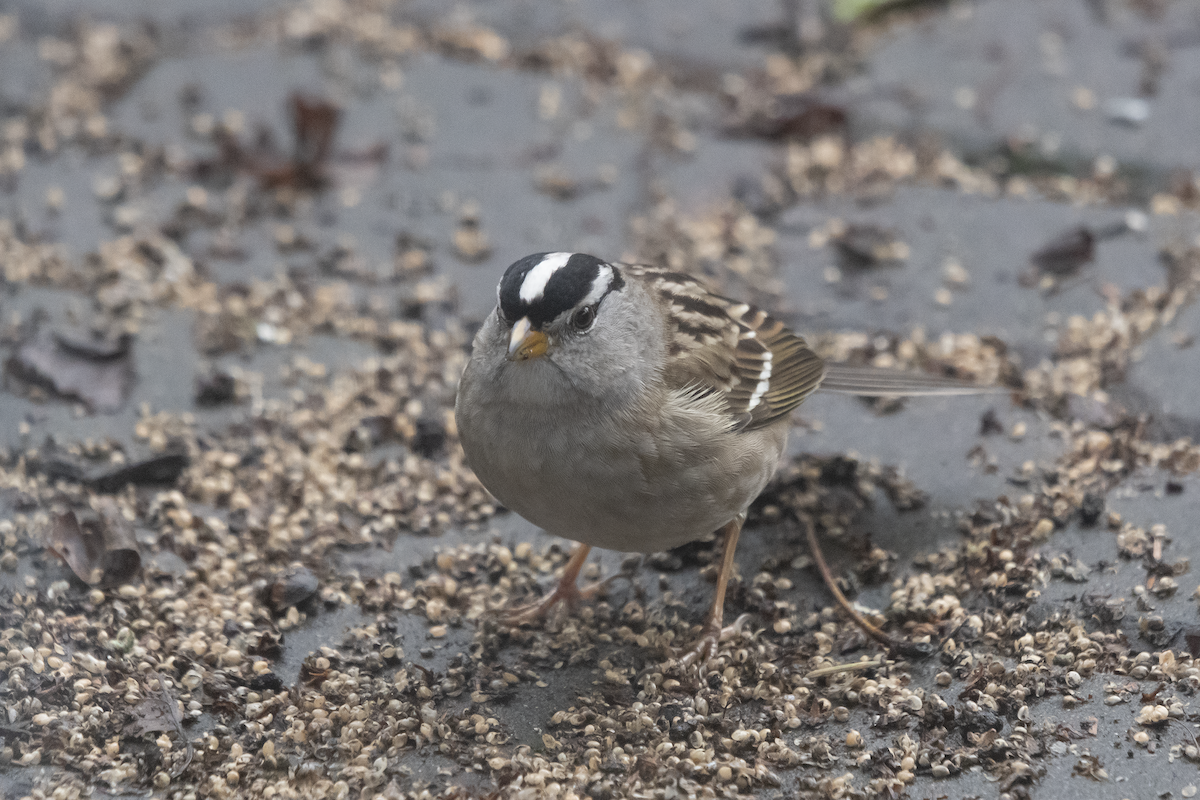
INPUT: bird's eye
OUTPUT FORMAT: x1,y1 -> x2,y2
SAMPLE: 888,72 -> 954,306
571,305 -> 596,331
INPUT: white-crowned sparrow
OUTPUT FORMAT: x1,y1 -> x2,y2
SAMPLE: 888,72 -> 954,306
456,251 -> 985,661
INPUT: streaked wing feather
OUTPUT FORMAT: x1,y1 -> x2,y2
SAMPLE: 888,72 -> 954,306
626,264 -> 826,430
747,313 -> 826,426
820,363 -> 1002,396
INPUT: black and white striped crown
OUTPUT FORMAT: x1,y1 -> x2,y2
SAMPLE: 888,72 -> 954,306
497,252 -> 624,328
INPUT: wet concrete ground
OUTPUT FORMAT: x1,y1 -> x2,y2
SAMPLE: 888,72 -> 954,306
1,0 -> 1199,798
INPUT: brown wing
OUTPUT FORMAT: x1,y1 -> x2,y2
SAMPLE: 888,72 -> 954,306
626,264 -> 826,431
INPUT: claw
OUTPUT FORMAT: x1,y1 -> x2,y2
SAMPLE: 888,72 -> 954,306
677,613 -> 752,667
493,544 -> 623,626
496,573 -> 609,625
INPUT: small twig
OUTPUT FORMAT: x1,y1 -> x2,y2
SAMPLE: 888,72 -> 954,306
154,671 -> 194,778
801,514 -> 933,659
1166,718 -> 1199,753
806,659 -> 884,679
1148,533 -> 1165,591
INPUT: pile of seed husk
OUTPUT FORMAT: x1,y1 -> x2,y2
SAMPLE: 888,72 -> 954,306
3,409 -> 1199,800
3,276 -> 1198,800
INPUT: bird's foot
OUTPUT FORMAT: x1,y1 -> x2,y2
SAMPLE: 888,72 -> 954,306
495,573 -> 618,626
676,613 -> 752,667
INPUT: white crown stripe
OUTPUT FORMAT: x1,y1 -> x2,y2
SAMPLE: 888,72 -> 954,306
580,265 -> 614,307
519,252 -> 573,302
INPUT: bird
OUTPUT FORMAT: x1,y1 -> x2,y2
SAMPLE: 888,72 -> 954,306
455,252 -> 991,662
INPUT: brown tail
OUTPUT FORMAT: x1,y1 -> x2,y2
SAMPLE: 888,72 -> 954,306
818,363 -> 1005,397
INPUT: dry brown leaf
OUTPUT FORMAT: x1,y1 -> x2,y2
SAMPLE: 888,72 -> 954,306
7,327 -> 135,413
47,512 -> 105,585
46,507 -> 141,586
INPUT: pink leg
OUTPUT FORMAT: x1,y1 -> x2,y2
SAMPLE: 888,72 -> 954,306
679,517 -> 751,666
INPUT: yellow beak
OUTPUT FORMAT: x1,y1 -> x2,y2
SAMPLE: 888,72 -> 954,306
507,317 -> 549,361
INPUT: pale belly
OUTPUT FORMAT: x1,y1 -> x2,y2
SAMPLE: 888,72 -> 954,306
457,375 -> 786,553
